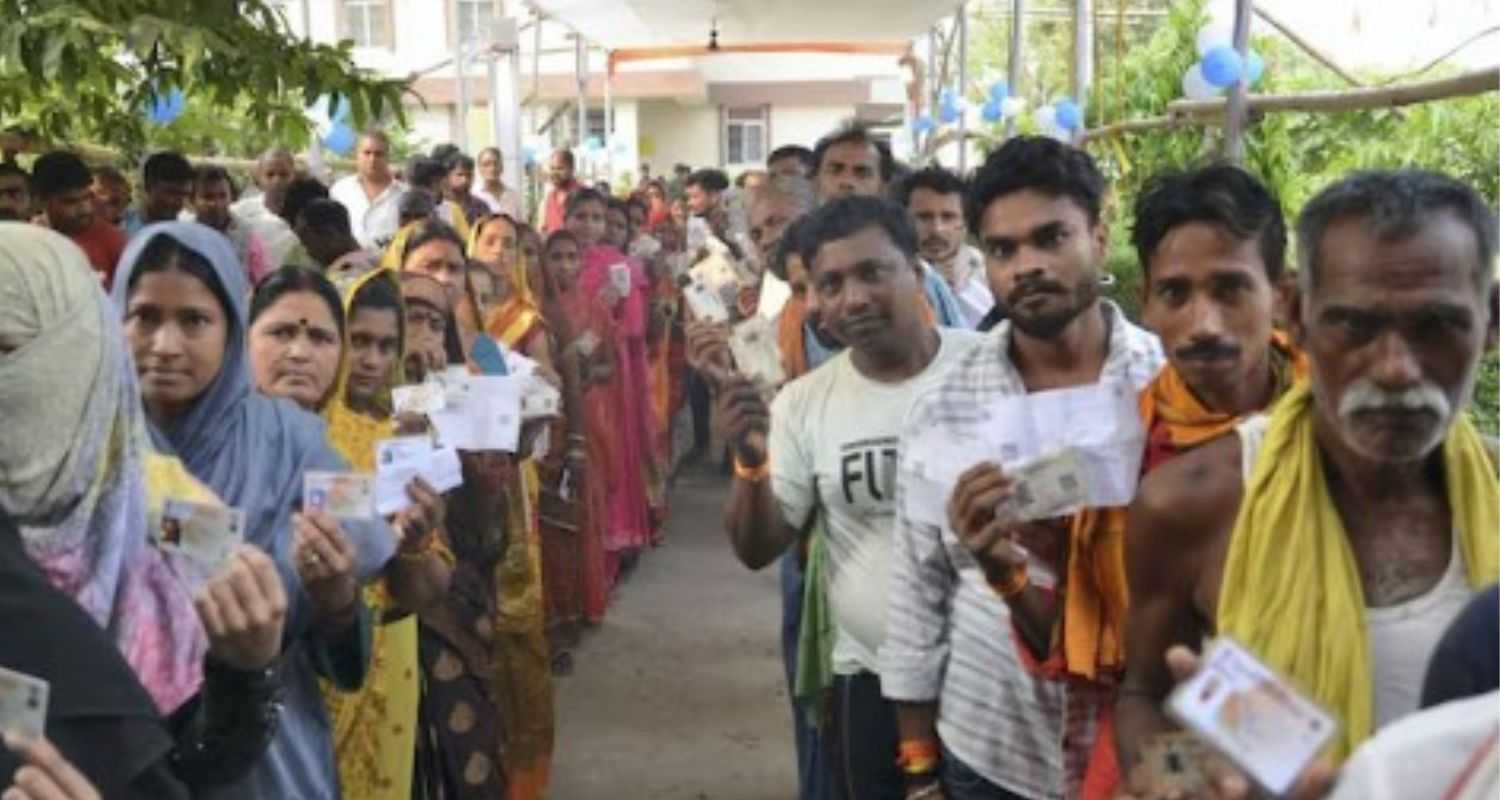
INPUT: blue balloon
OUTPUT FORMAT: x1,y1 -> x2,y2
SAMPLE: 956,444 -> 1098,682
1244,49 -> 1265,86
981,99 -> 1004,123
586,136 -> 604,152
1201,46 -> 1244,88
988,81 -> 1009,104
912,115 -> 936,134
322,123 -> 356,155
1054,99 -> 1083,132
147,89 -> 185,125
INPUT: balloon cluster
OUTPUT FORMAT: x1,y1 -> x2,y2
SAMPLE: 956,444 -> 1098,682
145,88 -> 185,126
1182,18 -> 1265,100
1034,97 -> 1084,140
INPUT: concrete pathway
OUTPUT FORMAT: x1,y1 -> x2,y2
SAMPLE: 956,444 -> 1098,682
550,464 -> 798,799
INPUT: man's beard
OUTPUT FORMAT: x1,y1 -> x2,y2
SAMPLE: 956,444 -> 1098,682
1007,276 -> 1100,339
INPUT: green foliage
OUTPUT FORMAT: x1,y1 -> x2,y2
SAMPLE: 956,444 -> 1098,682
0,0 -> 409,158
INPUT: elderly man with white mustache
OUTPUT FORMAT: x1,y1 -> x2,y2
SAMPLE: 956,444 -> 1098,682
1115,169 -> 1500,800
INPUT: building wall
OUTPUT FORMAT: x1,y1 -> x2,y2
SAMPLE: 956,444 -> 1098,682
637,102 -> 720,172
769,105 -> 855,153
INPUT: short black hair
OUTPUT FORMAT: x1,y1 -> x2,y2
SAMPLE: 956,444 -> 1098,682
685,168 -> 729,193
1132,164 -> 1287,282
795,195 -> 920,273
967,135 -> 1106,236
812,124 -> 895,184
250,265 -> 346,335
31,151 -> 92,199
430,144 -> 462,164
296,198 -> 352,235
407,157 -> 447,191
446,154 -> 475,174
565,187 -> 609,219
768,144 -> 816,173
280,177 -> 329,225
193,164 -> 238,197
893,166 -> 967,209
1297,169 -> 1499,293
142,151 -> 194,189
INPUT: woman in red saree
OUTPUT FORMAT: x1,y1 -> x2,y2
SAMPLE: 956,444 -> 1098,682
563,188 -> 658,577
541,229 -> 612,619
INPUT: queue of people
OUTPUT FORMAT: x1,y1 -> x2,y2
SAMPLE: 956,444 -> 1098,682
0,113 -> 1496,800
690,131 -> 1499,800
0,129 -> 740,799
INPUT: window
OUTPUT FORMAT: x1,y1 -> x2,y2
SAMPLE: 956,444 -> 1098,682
341,0 -> 392,49
724,106 -> 768,166
457,0 -> 500,45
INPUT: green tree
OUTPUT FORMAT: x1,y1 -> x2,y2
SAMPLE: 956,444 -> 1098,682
0,0 -> 409,157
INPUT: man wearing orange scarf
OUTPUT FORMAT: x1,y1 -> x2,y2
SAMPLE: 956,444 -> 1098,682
1075,165 -> 1305,798
1116,169 -> 1499,799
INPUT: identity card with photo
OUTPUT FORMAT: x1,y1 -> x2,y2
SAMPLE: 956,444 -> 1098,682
304,471 -> 376,520
0,665 -> 48,741
1166,637 -> 1338,796
154,498 -> 244,570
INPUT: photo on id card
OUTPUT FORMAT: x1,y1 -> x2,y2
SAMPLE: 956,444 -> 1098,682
1166,637 -> 1338,796
156,498 -> 243,569
304,471 -> 375,520
0,665 -> 48,741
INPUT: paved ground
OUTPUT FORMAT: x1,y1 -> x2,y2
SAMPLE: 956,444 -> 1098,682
550,463 -> 798,799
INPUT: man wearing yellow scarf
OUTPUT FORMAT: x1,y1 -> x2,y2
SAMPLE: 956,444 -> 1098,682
1117,169 -> 1499,798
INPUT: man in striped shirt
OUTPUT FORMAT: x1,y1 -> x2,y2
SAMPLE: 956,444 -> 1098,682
879,138 -> 1164,799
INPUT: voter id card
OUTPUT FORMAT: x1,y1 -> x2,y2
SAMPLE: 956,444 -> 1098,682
1166,637 -> 1338,796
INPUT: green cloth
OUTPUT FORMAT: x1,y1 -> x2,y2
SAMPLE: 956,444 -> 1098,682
794,520 -> 835,729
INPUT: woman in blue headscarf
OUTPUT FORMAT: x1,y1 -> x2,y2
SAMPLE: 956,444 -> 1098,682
111,222 -> 398,800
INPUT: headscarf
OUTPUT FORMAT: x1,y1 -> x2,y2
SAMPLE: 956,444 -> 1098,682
324,267 -> 405,471
0,223 -> 207,713
471,215 -> 546,351
109,222 -> 390,606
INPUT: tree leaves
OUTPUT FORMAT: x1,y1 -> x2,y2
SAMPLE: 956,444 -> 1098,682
0,0 -> 408,157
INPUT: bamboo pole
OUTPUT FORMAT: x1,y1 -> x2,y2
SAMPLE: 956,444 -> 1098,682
1078,114 -> 1198,142
1222,0 -> 1254,163
1005,0 -> 1024,138
1168,66 -> 1499,117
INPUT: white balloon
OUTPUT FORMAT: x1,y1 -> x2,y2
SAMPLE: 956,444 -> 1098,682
1035,105 -> 1058,130
1196,21 -> 1233,57
1181,63 -> 1223,101
1000,96 -> 1028,117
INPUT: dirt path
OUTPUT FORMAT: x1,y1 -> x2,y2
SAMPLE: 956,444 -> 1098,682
549,464 -> 798,799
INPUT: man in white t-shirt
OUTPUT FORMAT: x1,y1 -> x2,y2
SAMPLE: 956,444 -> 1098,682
718,194 -> 984,799
895,166 -> 995,329
329,129 -> 406,250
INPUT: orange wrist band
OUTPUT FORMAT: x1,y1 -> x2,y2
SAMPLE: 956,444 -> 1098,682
897,739 -> 940,775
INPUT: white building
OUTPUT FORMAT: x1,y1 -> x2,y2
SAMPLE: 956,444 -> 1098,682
273,0 -> 920,182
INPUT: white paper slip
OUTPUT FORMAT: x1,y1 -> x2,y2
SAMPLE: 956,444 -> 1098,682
377,435 -> 435,469
505,350 -> 539,378
0,665 -> 48,741
629,234 -> 662,261
155,498 -> 244,570
729,315 -> 786,394
684,281 -> 730,323
996,449 -> 1090,523
609,261 -> 632,296
304,471 -> 376,519
757,271 -> 793,321
1167,638 -> 1338,796
375,444 -> 464,515
428,374 -> 525,452
521,377 -> 562,420
392,381 -> 447,416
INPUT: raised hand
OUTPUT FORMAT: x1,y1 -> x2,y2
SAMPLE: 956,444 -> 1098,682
292,510 -> 359,627
195,545 -> 288,671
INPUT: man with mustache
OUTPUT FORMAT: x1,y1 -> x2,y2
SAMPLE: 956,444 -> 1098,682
719,195 -> 984,799
1116,169 -> 1499,799
0,162 -> 29,222
879,137 -> 1164,800
897,167 -> 994,329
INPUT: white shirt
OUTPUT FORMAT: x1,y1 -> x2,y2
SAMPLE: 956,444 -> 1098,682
230,193 -> 298,269
475,184 -> 524,222
928,246 -> 995,329
330,175 -> 407,250
769,327 -> 985,675
1328,691 -> 1499,800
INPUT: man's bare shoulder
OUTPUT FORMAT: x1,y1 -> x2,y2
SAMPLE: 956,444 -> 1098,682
1130,433 -> 1245,554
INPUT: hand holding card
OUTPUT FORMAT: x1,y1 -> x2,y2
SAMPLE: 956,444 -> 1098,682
194,545 -> 288,671
1,733 -> 100,800
292,510 -> 359,626
0,666 -> 47,742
